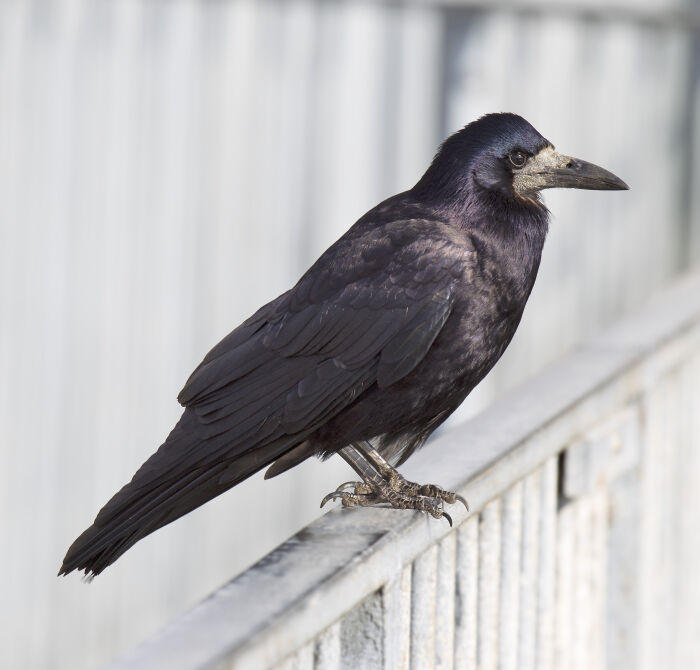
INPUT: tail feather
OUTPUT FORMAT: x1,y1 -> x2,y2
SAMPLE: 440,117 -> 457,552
59,467 -> 226,577
59,427 -> 302,577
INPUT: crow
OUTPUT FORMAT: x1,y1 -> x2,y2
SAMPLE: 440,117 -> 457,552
60,113 -> 628,577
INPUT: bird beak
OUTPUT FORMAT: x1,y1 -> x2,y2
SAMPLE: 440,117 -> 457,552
513,146 -> 629,195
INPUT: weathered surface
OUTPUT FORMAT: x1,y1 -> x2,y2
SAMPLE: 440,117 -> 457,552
107,271 -> 700,670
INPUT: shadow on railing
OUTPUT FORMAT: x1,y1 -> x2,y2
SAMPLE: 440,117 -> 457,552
108,271 -> 700,670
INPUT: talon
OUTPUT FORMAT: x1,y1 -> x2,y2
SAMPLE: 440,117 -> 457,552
321,448 -> 467,522
455,494 -> 469,512
321,491 -> 341,508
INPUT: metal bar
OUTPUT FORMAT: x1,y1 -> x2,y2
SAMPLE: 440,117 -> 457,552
554,499 -> 576,670
314,623 -> 341,670
105,271 -> 700,670
454,516 -> 479,669
410,546 -> 438,670
477,499 -> 501,670
434,533 -> 457,670
356,0 -> 700,32
517,469 -> 541,670
535,457 -> 557,670
340,592 -> 384,668
498,483 -> 523,670
383,565 -> 412,670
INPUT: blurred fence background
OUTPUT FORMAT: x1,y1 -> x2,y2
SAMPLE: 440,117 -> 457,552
0,0 -> 698,668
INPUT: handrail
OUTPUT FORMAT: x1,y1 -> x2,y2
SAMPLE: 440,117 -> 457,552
108,270 -> 700,670
406,0 -> 700,31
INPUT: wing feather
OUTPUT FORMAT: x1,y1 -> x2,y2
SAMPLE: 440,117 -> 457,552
153,223 -> 464,495
178,237 -> 463,442
378,289 -> 454,388
61,217 -> 474,577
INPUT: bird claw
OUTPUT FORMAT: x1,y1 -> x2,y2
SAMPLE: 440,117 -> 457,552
334,481 -> 357,492
454,493 -> 469,512
321,445 -> 467,524
380,473 -> 468,513
421,486 -> 469,512
321,480 -> 376,508
320,480 -> 464,528
320,491 -> 340,508
430,488 -> 469,513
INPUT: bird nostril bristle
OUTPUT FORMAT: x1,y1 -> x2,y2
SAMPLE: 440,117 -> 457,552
565,160 -> 574,168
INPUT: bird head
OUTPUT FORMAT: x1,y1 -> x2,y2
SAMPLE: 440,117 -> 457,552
415,113 -> 628,207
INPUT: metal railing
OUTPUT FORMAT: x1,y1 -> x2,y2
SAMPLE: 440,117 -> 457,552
107,271 -> 700,670
4,2 -> 698,667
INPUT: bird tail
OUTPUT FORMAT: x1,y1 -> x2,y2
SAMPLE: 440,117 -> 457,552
59,412 -> 298,578
59,467 -> 230,577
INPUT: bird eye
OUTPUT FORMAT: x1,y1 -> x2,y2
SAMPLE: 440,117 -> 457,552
509,151 -> 527,168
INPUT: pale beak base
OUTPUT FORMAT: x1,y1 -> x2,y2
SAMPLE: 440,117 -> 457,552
513,146 -> 629,195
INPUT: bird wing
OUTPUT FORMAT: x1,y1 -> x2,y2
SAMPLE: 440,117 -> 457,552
111,223 -> 464,498
101,221 -> 466,502
60,221 -> 468,576
177,225 -> 463,449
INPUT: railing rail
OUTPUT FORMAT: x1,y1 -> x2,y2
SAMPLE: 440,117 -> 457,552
109,270 -> 700,670
411,0 -> 700,31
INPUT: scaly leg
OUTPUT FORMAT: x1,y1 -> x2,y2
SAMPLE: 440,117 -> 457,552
354,441 -> 469,511
320,443 -> 466,526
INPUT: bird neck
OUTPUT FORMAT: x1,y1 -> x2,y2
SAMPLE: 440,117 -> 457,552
456,188 -> 551,289
413,161 -> 548,230
446,195 -> 549,330
410,165 -> 549,275
416,177 -> 549,251
467,186 -> 549,238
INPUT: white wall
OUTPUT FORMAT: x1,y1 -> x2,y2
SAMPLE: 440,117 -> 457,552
0,1 -> 696,668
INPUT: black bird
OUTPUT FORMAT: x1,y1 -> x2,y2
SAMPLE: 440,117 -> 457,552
60,113 -> 628,577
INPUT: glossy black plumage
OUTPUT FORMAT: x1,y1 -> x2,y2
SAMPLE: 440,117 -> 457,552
60,113 -> 627,577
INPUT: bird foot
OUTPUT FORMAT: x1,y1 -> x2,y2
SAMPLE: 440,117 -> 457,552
320,476 -> 467,527
383,471 -> 469,512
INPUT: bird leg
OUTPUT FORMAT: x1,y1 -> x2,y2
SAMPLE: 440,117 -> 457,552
320,442 -> 467,526
353,440 -> 469,511
320,447 -> 392,509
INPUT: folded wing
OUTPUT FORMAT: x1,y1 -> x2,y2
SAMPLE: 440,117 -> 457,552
60,222 -> 465,576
